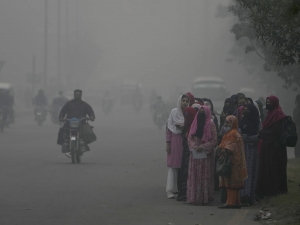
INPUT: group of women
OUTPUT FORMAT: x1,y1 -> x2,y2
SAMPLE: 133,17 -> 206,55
165,92 -> 288,209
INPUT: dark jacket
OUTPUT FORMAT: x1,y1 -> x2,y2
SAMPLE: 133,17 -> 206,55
59,99 -> 95,119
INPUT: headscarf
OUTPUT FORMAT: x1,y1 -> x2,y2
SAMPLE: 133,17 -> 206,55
230,94 -> 237,100
194,98 -> 204,105
219,115 -> 247,181
189,105 -> 212,143
247,98 -> 254,104
183,107 -> 197,135
167,95 -> 189,134
191,102 -> 202,110
240,104 -> 260,136
223,98 -> 235,115
186,92 -> 195,107
236,93 -> 245,98
202,98 -> 214,112
235,106 -> 244,121
219,115 -> 239,149
262,95 -> 286,129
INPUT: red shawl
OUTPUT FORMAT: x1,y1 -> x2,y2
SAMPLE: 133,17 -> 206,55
262,95 -> 286,129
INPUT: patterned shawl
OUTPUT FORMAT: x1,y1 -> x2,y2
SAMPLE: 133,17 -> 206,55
219,115 -> 247,181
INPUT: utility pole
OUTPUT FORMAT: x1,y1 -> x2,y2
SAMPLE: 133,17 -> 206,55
44,0 -> 48,88
57,0 -> 61,84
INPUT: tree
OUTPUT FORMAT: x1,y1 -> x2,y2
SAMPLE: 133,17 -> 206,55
228,0 -> 300,89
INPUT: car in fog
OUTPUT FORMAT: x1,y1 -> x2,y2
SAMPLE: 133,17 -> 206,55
119,81 -> 143,105
191,76 -> 230,114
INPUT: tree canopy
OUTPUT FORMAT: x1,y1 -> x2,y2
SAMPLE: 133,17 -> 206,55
229,0 -> 300,89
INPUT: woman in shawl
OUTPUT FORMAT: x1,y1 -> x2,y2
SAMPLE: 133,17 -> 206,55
166,94 -> 189,199
187,105 -> 217,205
239,104 -> 261,206
177,92 -> 196,201
217,98 -> 236,193
256,96 -> 287,197
218,115 -> 247,209
202,98 -> 219,131
220,98 -> 236,129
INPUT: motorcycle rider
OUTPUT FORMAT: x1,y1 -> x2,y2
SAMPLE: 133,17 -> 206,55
52,91 -> 68,122
151,95 -> 166,124
0,89 -> 9,123
58,89 -> 95,151
3,89 -> 15,123
33,89 -> 48,120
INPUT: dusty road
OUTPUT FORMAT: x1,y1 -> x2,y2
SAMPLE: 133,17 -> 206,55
0,104 -> 282,225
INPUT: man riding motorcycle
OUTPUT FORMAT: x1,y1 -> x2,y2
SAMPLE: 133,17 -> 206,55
33,89 -> 48,120
0,89 -> 9,125
58,89 -> 95,153
51,91 -> 68,123
151,96 -> 167,126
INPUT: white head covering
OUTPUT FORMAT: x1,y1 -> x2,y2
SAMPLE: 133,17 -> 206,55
167,95 -> 186,134
253,101 -> 261,117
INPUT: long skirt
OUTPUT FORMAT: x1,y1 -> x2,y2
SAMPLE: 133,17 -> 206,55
240,142 -> 259,203
186,154 -> 215,205
177,136 -> 190,200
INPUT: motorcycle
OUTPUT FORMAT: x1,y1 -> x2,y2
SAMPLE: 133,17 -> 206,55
62,117 -> 90,164
154,110 -> 166,129
51,105 -> 62,124
36,107 -> 46,126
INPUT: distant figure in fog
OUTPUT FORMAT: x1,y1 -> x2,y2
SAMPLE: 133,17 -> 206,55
166,94 -> 189,199
293,94 -> 300,158
187,105 -> 217,205
32,89 -> 48,120
256,96 -> 288,197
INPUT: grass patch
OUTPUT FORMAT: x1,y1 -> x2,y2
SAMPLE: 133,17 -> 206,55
258,158 -> 300,225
